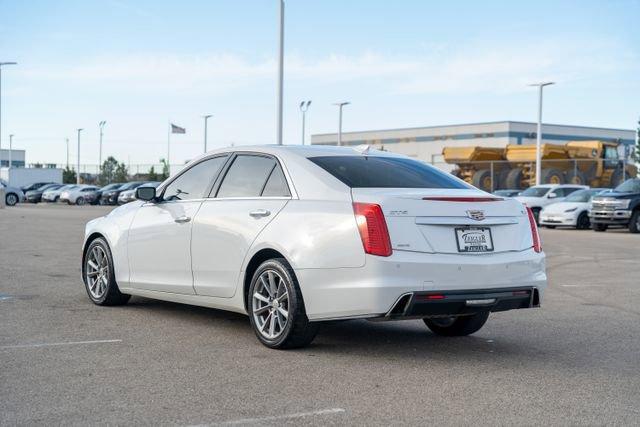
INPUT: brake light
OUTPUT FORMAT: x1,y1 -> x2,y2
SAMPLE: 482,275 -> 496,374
353,203 -> 392,257
526,207 -> 542,253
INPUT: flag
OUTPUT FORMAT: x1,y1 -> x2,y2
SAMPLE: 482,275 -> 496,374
171,124 -> 186,134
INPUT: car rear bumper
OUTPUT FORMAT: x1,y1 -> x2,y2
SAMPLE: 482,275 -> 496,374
297,249 -> 547,321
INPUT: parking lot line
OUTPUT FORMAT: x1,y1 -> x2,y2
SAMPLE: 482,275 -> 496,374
0,339 -> 122,349
203,408 -> 346,426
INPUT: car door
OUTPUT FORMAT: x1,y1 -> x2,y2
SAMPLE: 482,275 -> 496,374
127,155 -> 229,294
191,153 -> 292,298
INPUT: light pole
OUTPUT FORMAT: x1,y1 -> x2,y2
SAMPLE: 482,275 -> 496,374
529,82 -> 554,186
299,101 -> 311,145
8,134 -> 13,169
0,62 -> 18,167
66,138 -> 69,169
276,0 -> 284,145
76,128 -> 83,184
98,121 -> 106,172
202,114 -> 212,153
333,102 -> 350,146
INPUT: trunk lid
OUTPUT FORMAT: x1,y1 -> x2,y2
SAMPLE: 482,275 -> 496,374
351,188 -> 532,254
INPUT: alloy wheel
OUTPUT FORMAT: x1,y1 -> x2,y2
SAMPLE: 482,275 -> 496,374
252,269 -> 290,340
6,194 -> 18,206
86,246 -> 109,299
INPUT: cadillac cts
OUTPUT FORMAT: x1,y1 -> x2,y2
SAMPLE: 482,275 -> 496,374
81,146 -> 546,349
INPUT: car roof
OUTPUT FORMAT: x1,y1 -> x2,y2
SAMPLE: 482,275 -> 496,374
199,144 -> 404,160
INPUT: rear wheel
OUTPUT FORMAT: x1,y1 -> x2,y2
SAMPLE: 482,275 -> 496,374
576,212 -> 590,230
76,197 -> 86,206
565,169 -> 587,185
5,193 -> 18,206
593,223 -> 608,232
424,312 -> 490,336
471,169 -> 492,192
83,238 -> 130,306
248,258 -> 318,349
540,168 -> 565,185
629,210 -> 640,234
505,168 -> 524,189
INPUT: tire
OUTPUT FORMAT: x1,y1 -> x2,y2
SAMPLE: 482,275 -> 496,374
593,223 -> 608,232
545,225 -> 556,229
83,238 -> 130,306
5,193 -> 18,206
471,169 -> 493,192
53,196 -> 59,203
576,212 -> 590,230
76,197 -> 86,206
248,258 -> 318,349
424,311 -> 490,337
540,168 -> 565,185
629,210 -> 640,234
505,168 -> 524,189
531,207 -> 541,225
565,169 -> 587,185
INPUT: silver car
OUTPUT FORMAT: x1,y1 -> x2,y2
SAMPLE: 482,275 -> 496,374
0,179 -> 26,206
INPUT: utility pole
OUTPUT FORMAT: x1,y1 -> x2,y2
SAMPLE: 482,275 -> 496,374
529,82 -> 554,186
0,62 -> 18,167
333,102 -> 350,146
299,101 -> 311,145
8,134 -> 13,169
276,0 -> 284,145
76,128 -> 83,184
66,138 -> 69,169
98,121 -> 106,172
203,114 -> 212,153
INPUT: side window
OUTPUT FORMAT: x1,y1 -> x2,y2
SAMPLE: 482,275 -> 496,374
163,156 -> 227,201
216,155 -> 276,198
261,164 -> 291,197
563,187 -> 580,196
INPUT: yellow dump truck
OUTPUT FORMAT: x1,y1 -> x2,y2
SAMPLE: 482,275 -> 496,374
443,140 -> 637,190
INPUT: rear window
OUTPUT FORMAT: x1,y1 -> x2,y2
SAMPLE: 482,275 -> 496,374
308,156 -> 467,189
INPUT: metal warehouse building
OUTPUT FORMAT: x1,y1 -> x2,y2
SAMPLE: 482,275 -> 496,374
311,121 -> 635,170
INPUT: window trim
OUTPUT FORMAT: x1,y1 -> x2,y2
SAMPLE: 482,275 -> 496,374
211,152 -> 294,200
156,154 -> 231,204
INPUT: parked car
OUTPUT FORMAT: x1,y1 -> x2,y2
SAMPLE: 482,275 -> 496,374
515,184 -> 587,223
590,178 -> 640,233
81,146 -> 547,349
539,188 -> 608,229
21,182 -> 55,193
0,179 -> 26,206
101,182 -> 144,205
42,184 -> 79,203
493,189 -> 521,197
60,185 -> 100,205
25,183 -> 64,203
93,183 -> 124,205
117,182 -> 160,205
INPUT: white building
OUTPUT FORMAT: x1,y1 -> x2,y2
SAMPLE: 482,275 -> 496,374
0,148 -> 26,168
311,121 -> 635,168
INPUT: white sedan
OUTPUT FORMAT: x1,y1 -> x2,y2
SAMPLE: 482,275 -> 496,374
539,188 -> 608,229
60,185 -> 100,205
81,145 -> 546,349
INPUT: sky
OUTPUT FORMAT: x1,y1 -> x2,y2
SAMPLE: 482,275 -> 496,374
1,0 -> 639,166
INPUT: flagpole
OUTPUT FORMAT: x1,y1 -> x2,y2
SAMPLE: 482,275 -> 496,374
167,121 -> 171,175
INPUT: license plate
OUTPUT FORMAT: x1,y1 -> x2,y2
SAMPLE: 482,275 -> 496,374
455,227 -> 494,253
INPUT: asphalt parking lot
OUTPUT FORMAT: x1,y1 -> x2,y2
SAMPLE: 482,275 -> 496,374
1,204 -> 639,426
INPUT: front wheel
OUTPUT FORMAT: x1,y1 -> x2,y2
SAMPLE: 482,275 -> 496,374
629,210 -> 640,234
593,223 -> 608,232
576,212 -> 590,230
424,312 -> 489,336
5,193 -> 18,206
248,258 -> 318,349
83,238 -> 130,306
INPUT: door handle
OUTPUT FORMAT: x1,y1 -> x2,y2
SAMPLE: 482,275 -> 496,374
249,209 -> 271,218
175,215 -> 191,223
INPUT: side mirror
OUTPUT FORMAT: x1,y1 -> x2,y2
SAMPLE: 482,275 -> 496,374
548,192 -> 557,199
136,186 -> 156,202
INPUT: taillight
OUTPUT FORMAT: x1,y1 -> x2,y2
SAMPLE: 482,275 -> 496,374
526,207 -> 542,253
353,203 -> 392,257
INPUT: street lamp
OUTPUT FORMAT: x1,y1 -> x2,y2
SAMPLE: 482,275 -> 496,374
276,0 -> 285,145
0,61 -> 18,167
529,82 -> 555,186
299,101 -> 311,145
76,128 -> 83,184
333,102 -> 350,146
66,138 -> 69,169
8,134 -> 13,169
98,121 -> 106,171
202,114 -> 212,153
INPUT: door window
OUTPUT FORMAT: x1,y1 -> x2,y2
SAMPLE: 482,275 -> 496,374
216,155 -> 277,198
163,156 -> 227,201
261,164 -> 291,197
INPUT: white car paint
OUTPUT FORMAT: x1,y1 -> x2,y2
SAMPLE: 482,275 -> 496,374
82,145 -> 546,323
61,185 -> 99,205
539,188 -> 607,228
43,184 -> 79,202
515,184 -> 588,211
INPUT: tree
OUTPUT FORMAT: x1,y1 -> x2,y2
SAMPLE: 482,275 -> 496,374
114,162 -> 129,183
148,166 -> 158,181
159,158 -> 170,180
99,156 -> 128,184
63,167 -> 76,184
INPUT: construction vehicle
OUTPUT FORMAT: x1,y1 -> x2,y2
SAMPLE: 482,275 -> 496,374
443,140 -> 637,190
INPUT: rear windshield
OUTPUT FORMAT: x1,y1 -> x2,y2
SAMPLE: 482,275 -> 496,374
308,156 -> 467,189
519,187 -> 551,197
